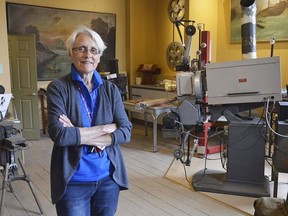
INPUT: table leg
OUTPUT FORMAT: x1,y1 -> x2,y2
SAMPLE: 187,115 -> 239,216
123,102 -> 173,153
152,114 -> 160,153
144,112 -> 148,136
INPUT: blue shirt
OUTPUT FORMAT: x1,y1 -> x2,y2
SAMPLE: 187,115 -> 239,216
70,64 -> 111,182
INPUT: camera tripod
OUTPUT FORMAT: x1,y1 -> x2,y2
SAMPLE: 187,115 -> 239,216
0,144 -> 44,215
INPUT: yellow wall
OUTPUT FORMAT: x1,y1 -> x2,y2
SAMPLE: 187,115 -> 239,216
1,0 -> 287,92
188,0 -> 218,64
128,0 -> 219,84
0,0 -> 11,93
217,0 -> 288,87
128,0 -> 160,84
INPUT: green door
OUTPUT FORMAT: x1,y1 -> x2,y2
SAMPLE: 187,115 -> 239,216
8,34 -> 40,140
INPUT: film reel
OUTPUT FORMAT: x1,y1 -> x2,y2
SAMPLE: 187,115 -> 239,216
166,42 -> 185,71
194,71 -> 204,100
168,0 -> 185,22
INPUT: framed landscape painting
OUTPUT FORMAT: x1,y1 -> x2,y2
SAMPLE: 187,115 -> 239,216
6,3 -> 116,80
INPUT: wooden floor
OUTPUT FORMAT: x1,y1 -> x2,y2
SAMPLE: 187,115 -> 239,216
1,123 -> 252,216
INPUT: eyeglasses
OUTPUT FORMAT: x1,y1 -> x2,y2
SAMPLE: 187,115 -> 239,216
72,46 -> 101,55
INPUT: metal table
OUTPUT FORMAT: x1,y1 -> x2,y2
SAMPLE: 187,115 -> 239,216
123,100 -> 174,152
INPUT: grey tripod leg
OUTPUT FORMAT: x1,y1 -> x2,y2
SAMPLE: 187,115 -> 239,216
18,158 -> 44,215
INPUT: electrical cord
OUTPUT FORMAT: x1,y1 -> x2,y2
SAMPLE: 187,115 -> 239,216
177,100 -> 274,185
264,97 -> 288,155
265,97 -> 288,138
175,119 -> 225,140
218,138 -> 227,171
187,109 -> 265,184
179,97 -> 288,186
180,128 -> 227,184
188,151 -> 209,184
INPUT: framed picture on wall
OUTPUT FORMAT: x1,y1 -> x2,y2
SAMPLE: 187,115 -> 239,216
6,3 -> 116,81
230,0 -> 288,43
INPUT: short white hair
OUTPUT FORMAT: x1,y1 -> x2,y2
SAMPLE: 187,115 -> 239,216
66,25 -> 107,56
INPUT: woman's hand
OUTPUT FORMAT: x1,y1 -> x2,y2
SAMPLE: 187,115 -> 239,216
59,114 -> 74,127
102,124 -> 117,134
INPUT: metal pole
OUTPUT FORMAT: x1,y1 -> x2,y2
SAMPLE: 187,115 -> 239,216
240,0 -> 257,59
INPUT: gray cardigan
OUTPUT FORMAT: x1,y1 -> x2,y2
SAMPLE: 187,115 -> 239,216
46,74 -> 132,204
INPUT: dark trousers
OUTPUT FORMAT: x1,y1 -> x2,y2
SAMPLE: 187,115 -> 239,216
56,175 -> 120,216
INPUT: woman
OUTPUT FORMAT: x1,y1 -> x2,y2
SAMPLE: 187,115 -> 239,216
46,25 -> 132,216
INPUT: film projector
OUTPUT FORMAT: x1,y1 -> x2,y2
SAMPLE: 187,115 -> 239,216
163,0 -> 282,198
164,0 -> 211,164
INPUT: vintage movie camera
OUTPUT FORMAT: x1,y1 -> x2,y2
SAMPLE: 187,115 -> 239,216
0,121 -> 27,165
0,84 -> 27,153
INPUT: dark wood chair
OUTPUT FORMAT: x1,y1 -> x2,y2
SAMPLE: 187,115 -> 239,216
38,88 -> 47,135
